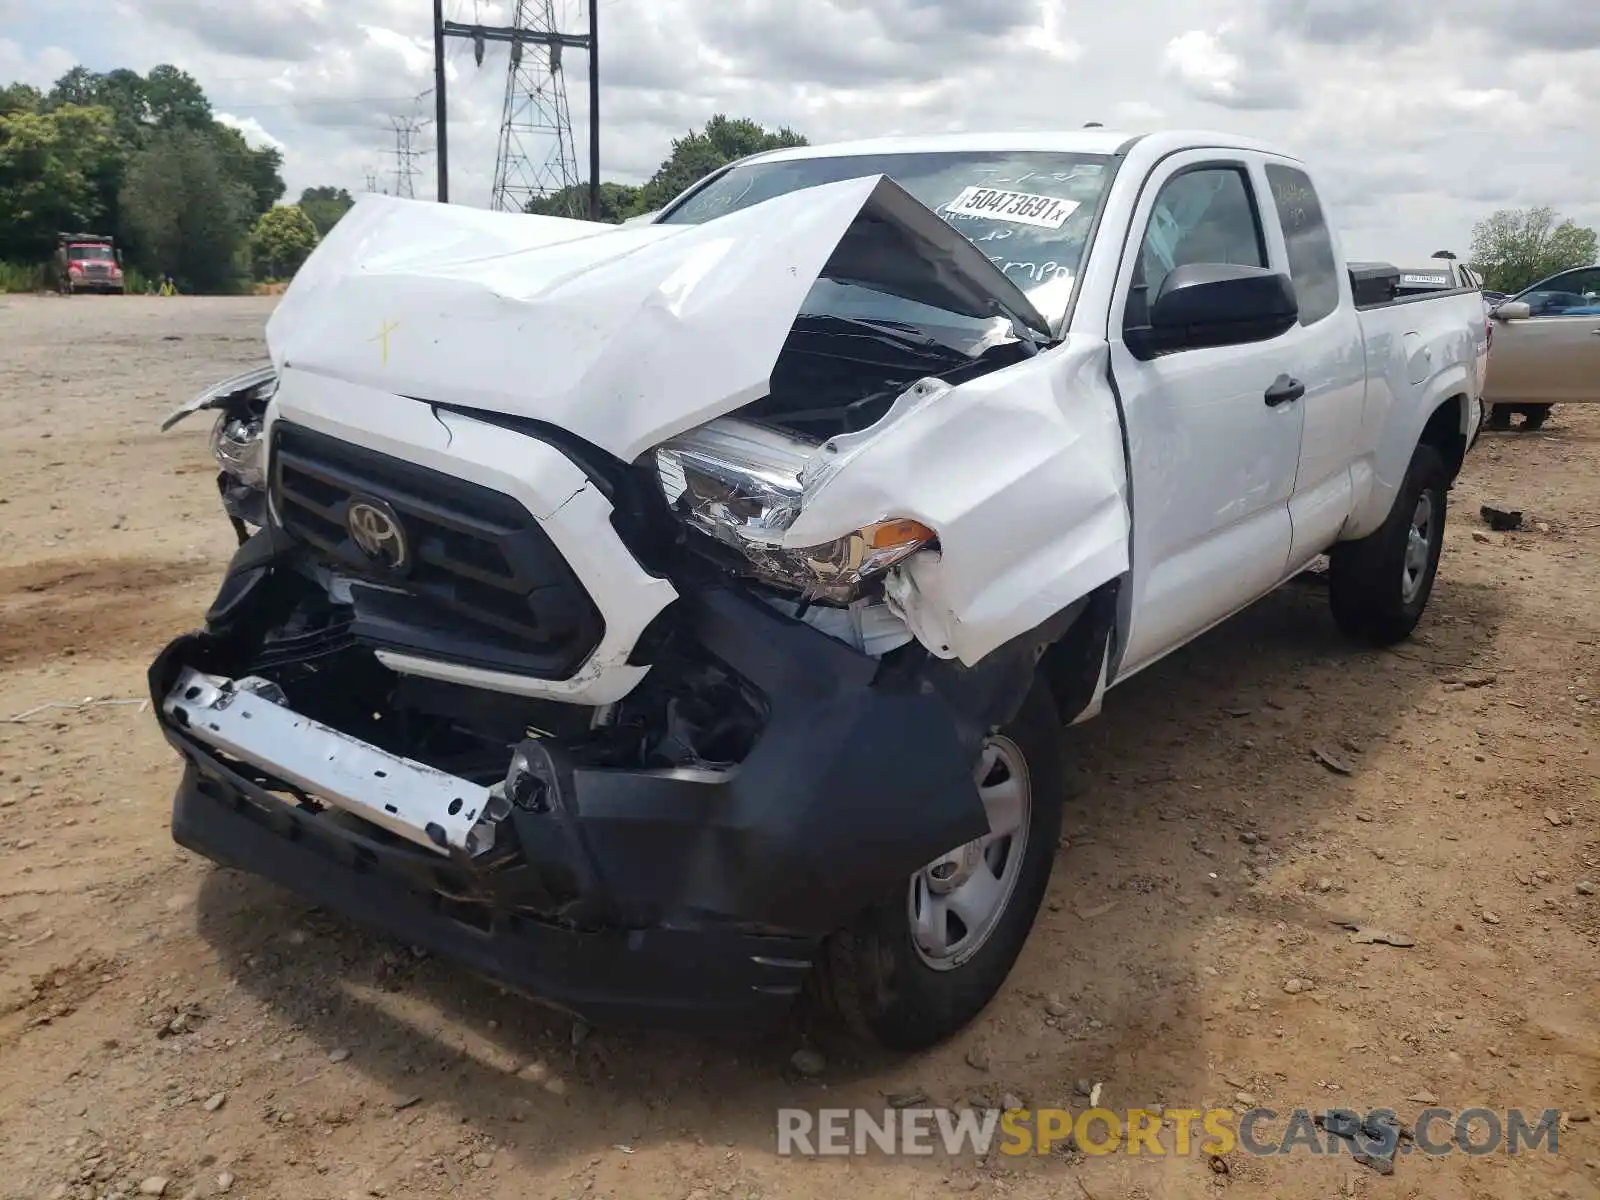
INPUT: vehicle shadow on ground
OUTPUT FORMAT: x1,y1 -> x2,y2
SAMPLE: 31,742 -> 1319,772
191,565 -> 1509,1179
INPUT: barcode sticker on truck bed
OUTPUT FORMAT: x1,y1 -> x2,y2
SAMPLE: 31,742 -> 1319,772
941,187 -> 1080,229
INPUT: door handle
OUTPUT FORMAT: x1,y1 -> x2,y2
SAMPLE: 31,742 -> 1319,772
1264,374 -> 1306,407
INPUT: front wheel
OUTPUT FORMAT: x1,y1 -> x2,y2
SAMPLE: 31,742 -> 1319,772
1328,443 -> 1449,645
814,682 -> 1065,1051
1485,405 -> 1511,431
1521,404 -> 1551,431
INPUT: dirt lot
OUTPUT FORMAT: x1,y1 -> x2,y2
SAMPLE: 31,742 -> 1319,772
0,294 -> 1596,1200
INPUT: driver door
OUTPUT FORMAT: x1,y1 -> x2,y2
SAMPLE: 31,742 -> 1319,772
1107,153 -> 1306,675
1486,266 -> 1600,405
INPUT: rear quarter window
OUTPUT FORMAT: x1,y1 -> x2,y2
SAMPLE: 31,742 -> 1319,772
1265,164 -> 1341,326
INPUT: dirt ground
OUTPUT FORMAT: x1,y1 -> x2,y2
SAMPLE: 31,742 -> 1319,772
0,294 -> 1596,1200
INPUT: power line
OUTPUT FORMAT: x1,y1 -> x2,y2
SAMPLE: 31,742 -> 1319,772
214,95 -> 427,112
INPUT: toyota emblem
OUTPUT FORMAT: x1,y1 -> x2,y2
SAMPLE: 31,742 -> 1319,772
346,497 -> 409,572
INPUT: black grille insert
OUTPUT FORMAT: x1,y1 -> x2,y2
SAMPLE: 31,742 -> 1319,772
270,421 -> 604,679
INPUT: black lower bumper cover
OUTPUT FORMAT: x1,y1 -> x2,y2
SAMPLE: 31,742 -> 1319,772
170,758 -> 815,1030
151,541 -> 990,1029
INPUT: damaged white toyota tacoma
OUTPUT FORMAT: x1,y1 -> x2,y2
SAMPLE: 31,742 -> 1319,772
152,129 -> 1487,1050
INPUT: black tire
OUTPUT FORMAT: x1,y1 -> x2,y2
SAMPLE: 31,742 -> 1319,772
1485,406 -> 1511,431
814,681 -> 1066,1051
1328,442 -> 1449,645
1521,405 -> 1551,431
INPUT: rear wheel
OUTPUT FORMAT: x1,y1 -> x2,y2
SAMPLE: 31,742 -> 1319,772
1328,443 -> 1449,645
815,683 -> 1065,1051
1485,405 -> 1511,431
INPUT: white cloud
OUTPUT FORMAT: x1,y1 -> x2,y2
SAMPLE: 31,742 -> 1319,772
8,0 -> 1599,263
0,36 -> 75,89
1022,0 -> 1084,62
1161,30 -> 1243,103
215,112 -> 286,154
1110,101 -> 1166,127
1160,24 -> 1301,110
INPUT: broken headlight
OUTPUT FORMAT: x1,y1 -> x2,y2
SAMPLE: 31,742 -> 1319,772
162,364 -> 278,492
209,410 -> 265,489
653,417 -> 934,604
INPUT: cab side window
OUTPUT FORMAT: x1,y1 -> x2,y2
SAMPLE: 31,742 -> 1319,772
1125,166 -> 1265,333
1265,163 -> 1340,326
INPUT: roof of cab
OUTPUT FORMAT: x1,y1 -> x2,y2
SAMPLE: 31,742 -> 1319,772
736,128 -> 1302,167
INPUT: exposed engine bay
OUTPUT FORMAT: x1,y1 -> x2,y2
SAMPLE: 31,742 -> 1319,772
219,560 -> 771,782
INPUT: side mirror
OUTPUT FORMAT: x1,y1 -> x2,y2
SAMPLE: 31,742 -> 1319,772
1128,263 -> 1300,358
115,249 -> 123,265
1492,301 -> 1530,321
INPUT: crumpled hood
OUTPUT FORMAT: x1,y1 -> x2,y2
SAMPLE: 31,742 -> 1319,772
265,176 -> 1051,461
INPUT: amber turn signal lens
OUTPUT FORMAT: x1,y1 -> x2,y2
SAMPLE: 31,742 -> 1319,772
864,518 -> 935,548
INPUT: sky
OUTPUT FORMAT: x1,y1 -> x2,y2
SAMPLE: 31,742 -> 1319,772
3,0 -> 1598,263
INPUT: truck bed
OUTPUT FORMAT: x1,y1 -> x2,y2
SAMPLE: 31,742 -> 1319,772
1350,274 -> 1488,510
1347,260 -> 1480,311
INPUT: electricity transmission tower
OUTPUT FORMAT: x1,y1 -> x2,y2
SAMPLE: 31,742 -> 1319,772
432,0 -> 598,216
388,116 -> 427,199
491,1 -> 582,215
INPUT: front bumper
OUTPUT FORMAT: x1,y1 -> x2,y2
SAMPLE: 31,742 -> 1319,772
167,755 -> 816,1029
150,560 -> 992,1029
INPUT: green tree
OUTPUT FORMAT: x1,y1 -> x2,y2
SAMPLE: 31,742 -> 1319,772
212,123 -> 285,216
0,83 -> 41,115
45,66 -> 100,108
42,64 -> 281,217
48,67 -> 149,146
1468,206 -> 1599,294
524,180 -> 642,222
0,103 -> 119,261
42,68 -> 148,233
119,125 -> 253,292
251,203 -> 319,279
298,185 -> 355,236
633,115 -> 806,214
142,65 -> 212,129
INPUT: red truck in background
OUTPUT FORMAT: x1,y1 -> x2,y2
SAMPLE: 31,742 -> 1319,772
55,232 -> 126,295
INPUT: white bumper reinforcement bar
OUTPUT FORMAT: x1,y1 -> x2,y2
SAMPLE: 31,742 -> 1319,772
163,667 -> 492,856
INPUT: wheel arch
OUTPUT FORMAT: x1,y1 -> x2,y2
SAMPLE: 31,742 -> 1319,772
1419,392 -> 1472,483
887,576 -> 1123,756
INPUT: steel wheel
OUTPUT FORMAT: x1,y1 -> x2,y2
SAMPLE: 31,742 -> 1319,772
907,735 -> 1032,970
1401,491 -> 1435,606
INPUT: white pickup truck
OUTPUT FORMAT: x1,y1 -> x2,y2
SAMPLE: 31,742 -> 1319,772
152,129 -> 1487,1051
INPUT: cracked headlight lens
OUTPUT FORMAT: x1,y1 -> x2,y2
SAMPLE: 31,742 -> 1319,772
209,410 -> 265,489
654,417 -> 934,603
165,364 -> 277,492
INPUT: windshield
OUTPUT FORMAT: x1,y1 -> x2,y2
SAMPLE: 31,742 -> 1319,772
68,245 -> 114,261
658,150 -> 1116,328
